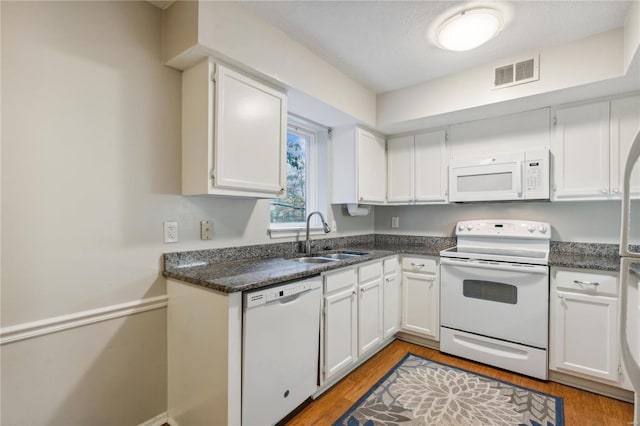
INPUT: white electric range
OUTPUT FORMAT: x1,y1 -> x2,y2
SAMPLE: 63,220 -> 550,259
440,219 -> 551,380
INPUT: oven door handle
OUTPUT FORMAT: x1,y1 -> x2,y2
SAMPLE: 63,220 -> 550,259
440,257 -> 548,274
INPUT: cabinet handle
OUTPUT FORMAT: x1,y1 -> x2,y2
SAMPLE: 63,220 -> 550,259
352,290 -> 357,296
612,188 -> 620,193
601,188 -> 608,194
411,262 -> 425,268
385,277 -> 394,282
558,294 -> 566,304
573,279 -> 599,287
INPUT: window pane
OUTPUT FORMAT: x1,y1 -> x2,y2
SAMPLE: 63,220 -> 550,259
270,131 -> 307,223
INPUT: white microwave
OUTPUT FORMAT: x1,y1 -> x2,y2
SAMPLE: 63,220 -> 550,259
448,148 -> 550,202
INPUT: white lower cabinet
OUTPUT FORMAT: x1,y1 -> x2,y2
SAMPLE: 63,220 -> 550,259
401,256 -> 440,341
383,256 -> 401,338
550,267 -> 629,387
357,262 -> 384,356
321,257 -> 398,385
322,268 -> 358,382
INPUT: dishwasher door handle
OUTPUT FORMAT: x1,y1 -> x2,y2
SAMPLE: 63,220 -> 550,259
275,290 -> 309,305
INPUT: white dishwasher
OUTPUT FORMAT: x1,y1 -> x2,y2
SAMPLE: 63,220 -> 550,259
242,276 -> 322,426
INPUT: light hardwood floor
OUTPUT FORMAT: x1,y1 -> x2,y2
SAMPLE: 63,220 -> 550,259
285,340 -> 634,425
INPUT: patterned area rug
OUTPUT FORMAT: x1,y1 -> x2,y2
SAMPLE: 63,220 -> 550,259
334,353 -> 564,426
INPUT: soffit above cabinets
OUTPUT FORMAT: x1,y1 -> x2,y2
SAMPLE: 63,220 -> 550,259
241,1 -> 632,93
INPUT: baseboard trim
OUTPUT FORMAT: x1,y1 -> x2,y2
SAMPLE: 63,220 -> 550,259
0,295 -> 168,345
137,412 -> 169,426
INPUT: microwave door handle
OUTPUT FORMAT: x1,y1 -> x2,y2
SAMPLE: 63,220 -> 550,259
514,161 -> 523,195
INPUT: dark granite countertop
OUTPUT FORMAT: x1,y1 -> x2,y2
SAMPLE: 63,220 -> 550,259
163,234 -> 639,293
162,234 -> 454,293
163,248 -> 395,293
549,252 -> 620,271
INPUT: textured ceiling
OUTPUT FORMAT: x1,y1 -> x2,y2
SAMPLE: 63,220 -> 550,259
241,1 -> 632,93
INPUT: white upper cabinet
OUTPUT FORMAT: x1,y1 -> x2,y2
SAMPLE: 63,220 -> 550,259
552,95 -> 640,201
387,130 -> 447,204
332,127 -> 386,204
387,135 -> 414,203
610,95 -> 640,197
181,59 -> 287,198
415,131 -> 448,202
552,101 -> 610,200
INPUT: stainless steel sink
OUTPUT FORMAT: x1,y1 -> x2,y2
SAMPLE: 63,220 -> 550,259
321,253 -> 362,260
290,256 -> 338,264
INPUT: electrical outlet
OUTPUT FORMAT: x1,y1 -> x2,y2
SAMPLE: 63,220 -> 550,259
201,220 -> 213,240
331,220 -> 337,232
391,217 -> 400,228
163,221 -> 178,243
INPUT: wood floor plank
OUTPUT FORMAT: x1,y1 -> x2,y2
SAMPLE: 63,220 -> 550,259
286,340 -> 634,425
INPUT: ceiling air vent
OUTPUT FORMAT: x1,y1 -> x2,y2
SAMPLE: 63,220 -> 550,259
493,55 -> 540,89
494,64 -> 514,86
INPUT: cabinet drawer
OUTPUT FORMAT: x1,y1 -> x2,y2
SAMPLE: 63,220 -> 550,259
402,256 -> 437,273
324,267 -> 357,294
359,261 -> 383,282
553,268 -> 618,296
383,256 -> 399,274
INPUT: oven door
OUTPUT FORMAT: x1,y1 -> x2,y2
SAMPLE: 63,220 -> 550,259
440,257 -> 549,349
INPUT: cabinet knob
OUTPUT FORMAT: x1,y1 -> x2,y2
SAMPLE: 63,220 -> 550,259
612,188 -> 620,193
601,188 -> 608,194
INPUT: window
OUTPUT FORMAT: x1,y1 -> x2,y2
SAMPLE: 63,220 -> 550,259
269,118 -> 319,231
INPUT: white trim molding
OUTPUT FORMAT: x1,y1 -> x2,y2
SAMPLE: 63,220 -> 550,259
0,295 -> 168,345
137,412 -> 170,426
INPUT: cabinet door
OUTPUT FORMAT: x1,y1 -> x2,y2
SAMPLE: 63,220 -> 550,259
550,290 -> 619,382
214,65 -> 286,194
401,272 -> 439,340
323,287 -> 357,381
357,129 -> 387,203
358,278 -> 384,356
552,101 -> 610,200
415,130 -> 447,202
383,272 -> 401,338
387,136 -> 414,203
610,95 -> 640,198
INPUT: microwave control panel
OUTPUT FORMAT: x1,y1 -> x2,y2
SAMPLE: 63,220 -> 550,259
524,149 -> 550,199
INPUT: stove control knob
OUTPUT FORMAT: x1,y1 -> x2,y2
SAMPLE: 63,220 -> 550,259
466,224 -> 474,231
458,223 -> 465,231
538,224 -> 547,233
528,225 -> 536,232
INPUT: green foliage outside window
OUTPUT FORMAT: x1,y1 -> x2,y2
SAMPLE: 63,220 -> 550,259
270,132 -> 307,223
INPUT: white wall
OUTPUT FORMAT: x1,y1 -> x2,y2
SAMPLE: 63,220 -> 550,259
163,0 -> 377,128
375,200 -> 639,244
377,28 -> 638,134
0,1 -> 373,424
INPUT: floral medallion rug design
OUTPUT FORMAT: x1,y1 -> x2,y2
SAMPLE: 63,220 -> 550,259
334,353 -> 564,426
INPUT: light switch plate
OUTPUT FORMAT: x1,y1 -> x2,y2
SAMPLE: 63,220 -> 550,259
391,217 -> 400,228
163,221 -> 178,243
201,220 -> 213,240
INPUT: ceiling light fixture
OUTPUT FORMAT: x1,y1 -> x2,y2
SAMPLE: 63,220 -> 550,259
434,7 -> 503,52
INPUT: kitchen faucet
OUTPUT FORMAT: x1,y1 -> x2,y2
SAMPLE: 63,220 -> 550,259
305,211 -> 331,254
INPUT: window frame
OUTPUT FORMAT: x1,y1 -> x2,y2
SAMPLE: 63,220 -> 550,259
268,116 -> 327,237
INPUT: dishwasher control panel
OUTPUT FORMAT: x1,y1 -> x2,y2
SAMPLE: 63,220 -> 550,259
245,279 -> 320,308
